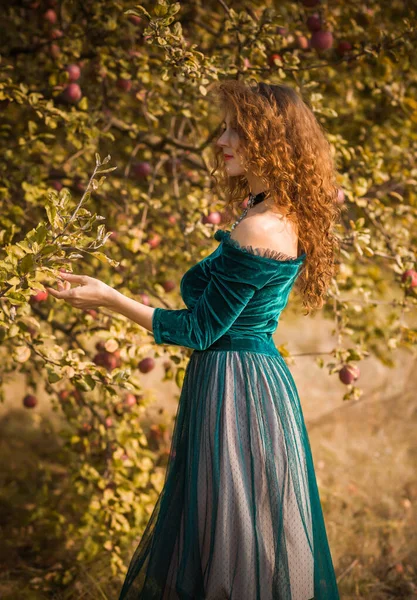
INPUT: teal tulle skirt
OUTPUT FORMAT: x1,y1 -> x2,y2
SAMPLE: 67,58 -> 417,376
119,347 -> 340,599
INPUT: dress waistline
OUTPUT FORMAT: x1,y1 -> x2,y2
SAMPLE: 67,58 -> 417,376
193,334 -> 280,357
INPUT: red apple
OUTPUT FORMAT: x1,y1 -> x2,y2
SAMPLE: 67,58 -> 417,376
401,269 -> 417,292
50,43 -> 61,59
311,30 -> 333,50
132,161 -> 151,178
337,41 -> 353,56
30,289 -> 48,303
306,14 -> 321,32
52,180 -> 63,191
202,211 -> 222,225
67,64 -> 81,81
339,364 -> 360,385
117,78 -> 132,92
62,83 -> 82,104
162,280 -> 175,292
109,231 -> 118,240
23,394 -> 37,408
124,393 -> 137,407
139,293 -> 150,305
296,35 -> 310,50
74,178 -> 85,192
147,233 -> 161,248
49,28 -> 63,40
58,390 -> 71,402
93,351 -> 121,371
168,215 -> 177,224
85,309 -> 98,319
105,417 -> 113,428
164,157 -> 182,175
95,340 -> 106,351
268,53 -> 282,68
129,15 -> 142,25
44,9 -> 57,23
81,422 -> 92,434
128,49 -> 142,58
138,357 -> 155,373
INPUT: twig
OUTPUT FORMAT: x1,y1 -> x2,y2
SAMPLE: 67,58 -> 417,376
336,558 -> 359,584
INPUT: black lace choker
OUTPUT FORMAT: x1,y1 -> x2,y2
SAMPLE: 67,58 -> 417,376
248,190 -> 267,208
230,190 -> 268,232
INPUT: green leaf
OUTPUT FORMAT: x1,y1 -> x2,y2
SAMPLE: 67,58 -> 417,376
4,291 -> 27,304
6,276 -> 21,286
175,367 -> 185,388
46,364 -> 62,383
73,377 -> 92,392
169,2 -> 181,15
125,6 -> 151,19
96,166 -> 117,174
91,252 -> 120,267
19,253 -> 35,275
78,96 -> 88,111
83,374 -> 96,391
40,244 -> 58,257
34,224 -> 48,245
154,4 -> 168,17
95,153 -> 101,166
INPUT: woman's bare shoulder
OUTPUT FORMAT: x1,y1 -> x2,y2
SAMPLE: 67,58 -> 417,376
230,213 -> 299,257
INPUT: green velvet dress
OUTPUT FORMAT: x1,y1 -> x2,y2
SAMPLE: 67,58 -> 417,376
119,228 -> 340,600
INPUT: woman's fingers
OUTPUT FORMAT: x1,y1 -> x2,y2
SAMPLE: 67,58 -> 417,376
59,272 -> 86,284
46,286 -> 70,299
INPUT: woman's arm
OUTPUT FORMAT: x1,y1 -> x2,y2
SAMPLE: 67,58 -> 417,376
46,271 -> 157,335
106,288 -> 156,335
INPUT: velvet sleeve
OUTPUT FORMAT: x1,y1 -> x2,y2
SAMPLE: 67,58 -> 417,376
151,242 -> 279,351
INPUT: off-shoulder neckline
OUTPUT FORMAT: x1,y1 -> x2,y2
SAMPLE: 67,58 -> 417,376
214,229 -> 307,264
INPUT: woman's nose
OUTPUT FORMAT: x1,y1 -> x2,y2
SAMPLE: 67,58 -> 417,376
216,131 -> 228,147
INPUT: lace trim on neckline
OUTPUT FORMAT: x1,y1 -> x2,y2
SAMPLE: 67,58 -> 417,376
216,229 -> 306,263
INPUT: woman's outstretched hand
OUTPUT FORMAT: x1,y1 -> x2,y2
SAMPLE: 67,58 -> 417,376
46,271 -> 113,310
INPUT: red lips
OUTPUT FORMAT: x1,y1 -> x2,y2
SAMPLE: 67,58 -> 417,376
224,154 -> 234,160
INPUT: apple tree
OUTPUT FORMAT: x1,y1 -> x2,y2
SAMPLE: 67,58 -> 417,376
0,0 -> 416,593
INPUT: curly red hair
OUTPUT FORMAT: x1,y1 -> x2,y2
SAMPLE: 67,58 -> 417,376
208,79 -> 342,315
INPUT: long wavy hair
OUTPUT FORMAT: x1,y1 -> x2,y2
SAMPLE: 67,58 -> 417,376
208,79 -> 342,316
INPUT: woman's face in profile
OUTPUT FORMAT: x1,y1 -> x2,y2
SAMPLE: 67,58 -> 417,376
216,113 -> 245,176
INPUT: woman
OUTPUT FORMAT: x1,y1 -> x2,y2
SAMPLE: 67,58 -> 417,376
47,80 -> 341,599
